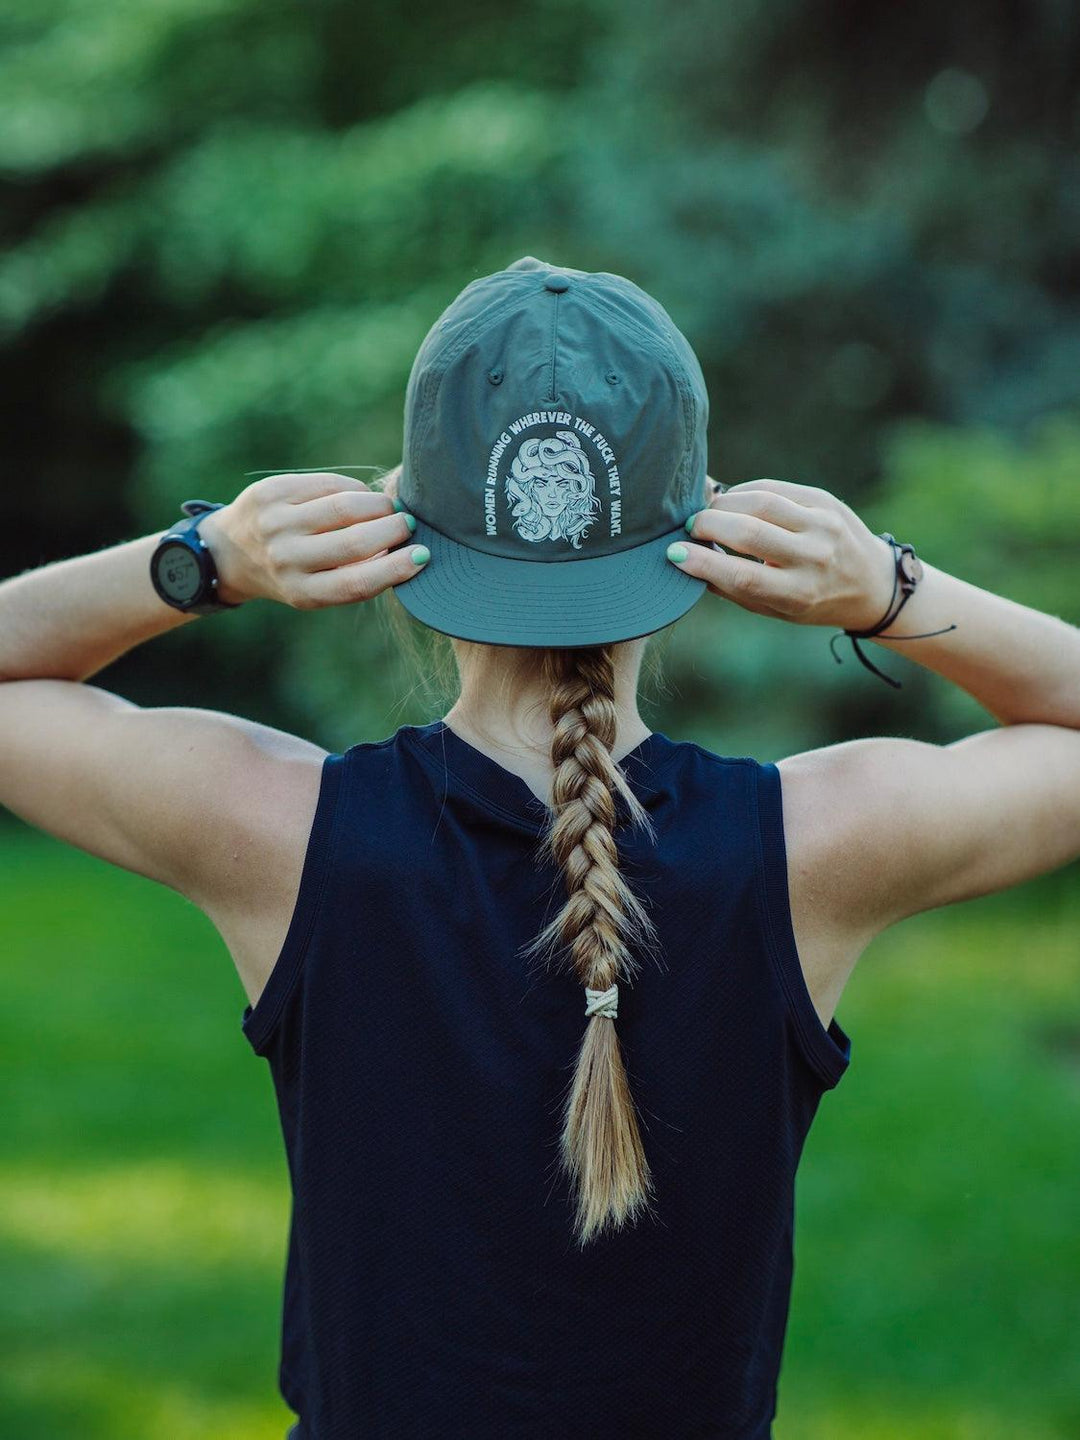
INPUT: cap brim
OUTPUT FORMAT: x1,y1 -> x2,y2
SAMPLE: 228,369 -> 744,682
392,517 -> 707,648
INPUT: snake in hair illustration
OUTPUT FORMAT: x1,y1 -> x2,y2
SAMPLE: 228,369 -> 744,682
505,430 -> 602,548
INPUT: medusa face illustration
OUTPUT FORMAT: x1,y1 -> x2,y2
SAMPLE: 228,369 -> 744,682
505,430 -> 602,548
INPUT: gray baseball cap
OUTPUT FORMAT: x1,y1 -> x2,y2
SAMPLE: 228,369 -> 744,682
394,255 -> 710,648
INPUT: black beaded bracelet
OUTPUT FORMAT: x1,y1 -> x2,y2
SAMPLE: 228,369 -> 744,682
828,532 -> 958,689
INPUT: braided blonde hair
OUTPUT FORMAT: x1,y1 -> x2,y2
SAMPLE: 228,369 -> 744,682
517,644 -> 665,1247
375,464 -> 666,1246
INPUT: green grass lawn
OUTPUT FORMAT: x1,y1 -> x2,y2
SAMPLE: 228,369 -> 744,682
1,821 -> 1078,1438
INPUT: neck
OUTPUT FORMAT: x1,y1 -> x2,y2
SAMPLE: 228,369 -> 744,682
443,640 -> 651,767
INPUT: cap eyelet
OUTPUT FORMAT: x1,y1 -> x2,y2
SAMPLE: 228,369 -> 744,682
487,367 -> 504,386
605,370 -> 621,385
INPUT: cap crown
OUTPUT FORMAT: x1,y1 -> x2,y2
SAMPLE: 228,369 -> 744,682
400,257 -> 709,561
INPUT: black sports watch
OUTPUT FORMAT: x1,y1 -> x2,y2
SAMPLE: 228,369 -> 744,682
150,500 -> 242,615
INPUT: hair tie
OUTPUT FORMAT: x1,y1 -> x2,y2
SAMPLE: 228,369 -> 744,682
585,984 -> 619,1020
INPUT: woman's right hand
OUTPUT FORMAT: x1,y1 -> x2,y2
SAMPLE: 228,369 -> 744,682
196,472 -> 429,609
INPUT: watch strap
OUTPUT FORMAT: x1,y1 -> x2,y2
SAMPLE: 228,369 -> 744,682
180,499 -> 226,520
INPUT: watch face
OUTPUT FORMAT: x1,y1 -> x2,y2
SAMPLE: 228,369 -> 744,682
156,542 -> 202,603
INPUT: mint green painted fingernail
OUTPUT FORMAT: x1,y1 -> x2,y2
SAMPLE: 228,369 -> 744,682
667,542 -> 688,563
403,513 -> 416,533
391,496 -> 405,512
684,512 -> 698,534
411,545 -> 430,566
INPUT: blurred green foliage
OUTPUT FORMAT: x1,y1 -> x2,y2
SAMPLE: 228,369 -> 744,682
2,0 -> 1078,751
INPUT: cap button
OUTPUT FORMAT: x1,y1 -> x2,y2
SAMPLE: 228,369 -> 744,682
543,271 -> 571,293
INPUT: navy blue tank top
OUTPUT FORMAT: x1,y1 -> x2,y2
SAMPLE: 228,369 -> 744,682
240,720 -> 852,1439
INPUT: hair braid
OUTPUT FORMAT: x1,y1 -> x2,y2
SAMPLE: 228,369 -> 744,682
518,644 -> 664,1247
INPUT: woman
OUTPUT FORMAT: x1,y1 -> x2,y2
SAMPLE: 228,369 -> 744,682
1,256 -> 1078,1438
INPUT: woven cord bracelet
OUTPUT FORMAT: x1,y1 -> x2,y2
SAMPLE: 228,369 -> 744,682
828,532 -> 958,689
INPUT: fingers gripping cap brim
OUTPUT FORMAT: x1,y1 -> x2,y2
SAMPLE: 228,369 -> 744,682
392,517 -> 708,648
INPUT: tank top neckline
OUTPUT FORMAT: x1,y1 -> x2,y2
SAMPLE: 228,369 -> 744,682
403,719 -> 680,831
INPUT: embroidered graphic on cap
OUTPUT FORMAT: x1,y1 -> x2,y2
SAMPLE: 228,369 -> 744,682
508,431 -> 599,548
486,411 -> 622,547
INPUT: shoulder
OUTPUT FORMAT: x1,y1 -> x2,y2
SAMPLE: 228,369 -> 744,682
185,729 -> 336,1009
0,679 -> 334,911
761,737 -> 934,1028
774,735 -> 949,945
779,725 -> 1080,935
166,718 -> 335,920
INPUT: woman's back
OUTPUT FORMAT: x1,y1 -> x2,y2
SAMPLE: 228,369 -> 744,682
238,720 -> 850,1439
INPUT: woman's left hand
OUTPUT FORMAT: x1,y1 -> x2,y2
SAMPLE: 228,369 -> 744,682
671,477 -> 898,632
